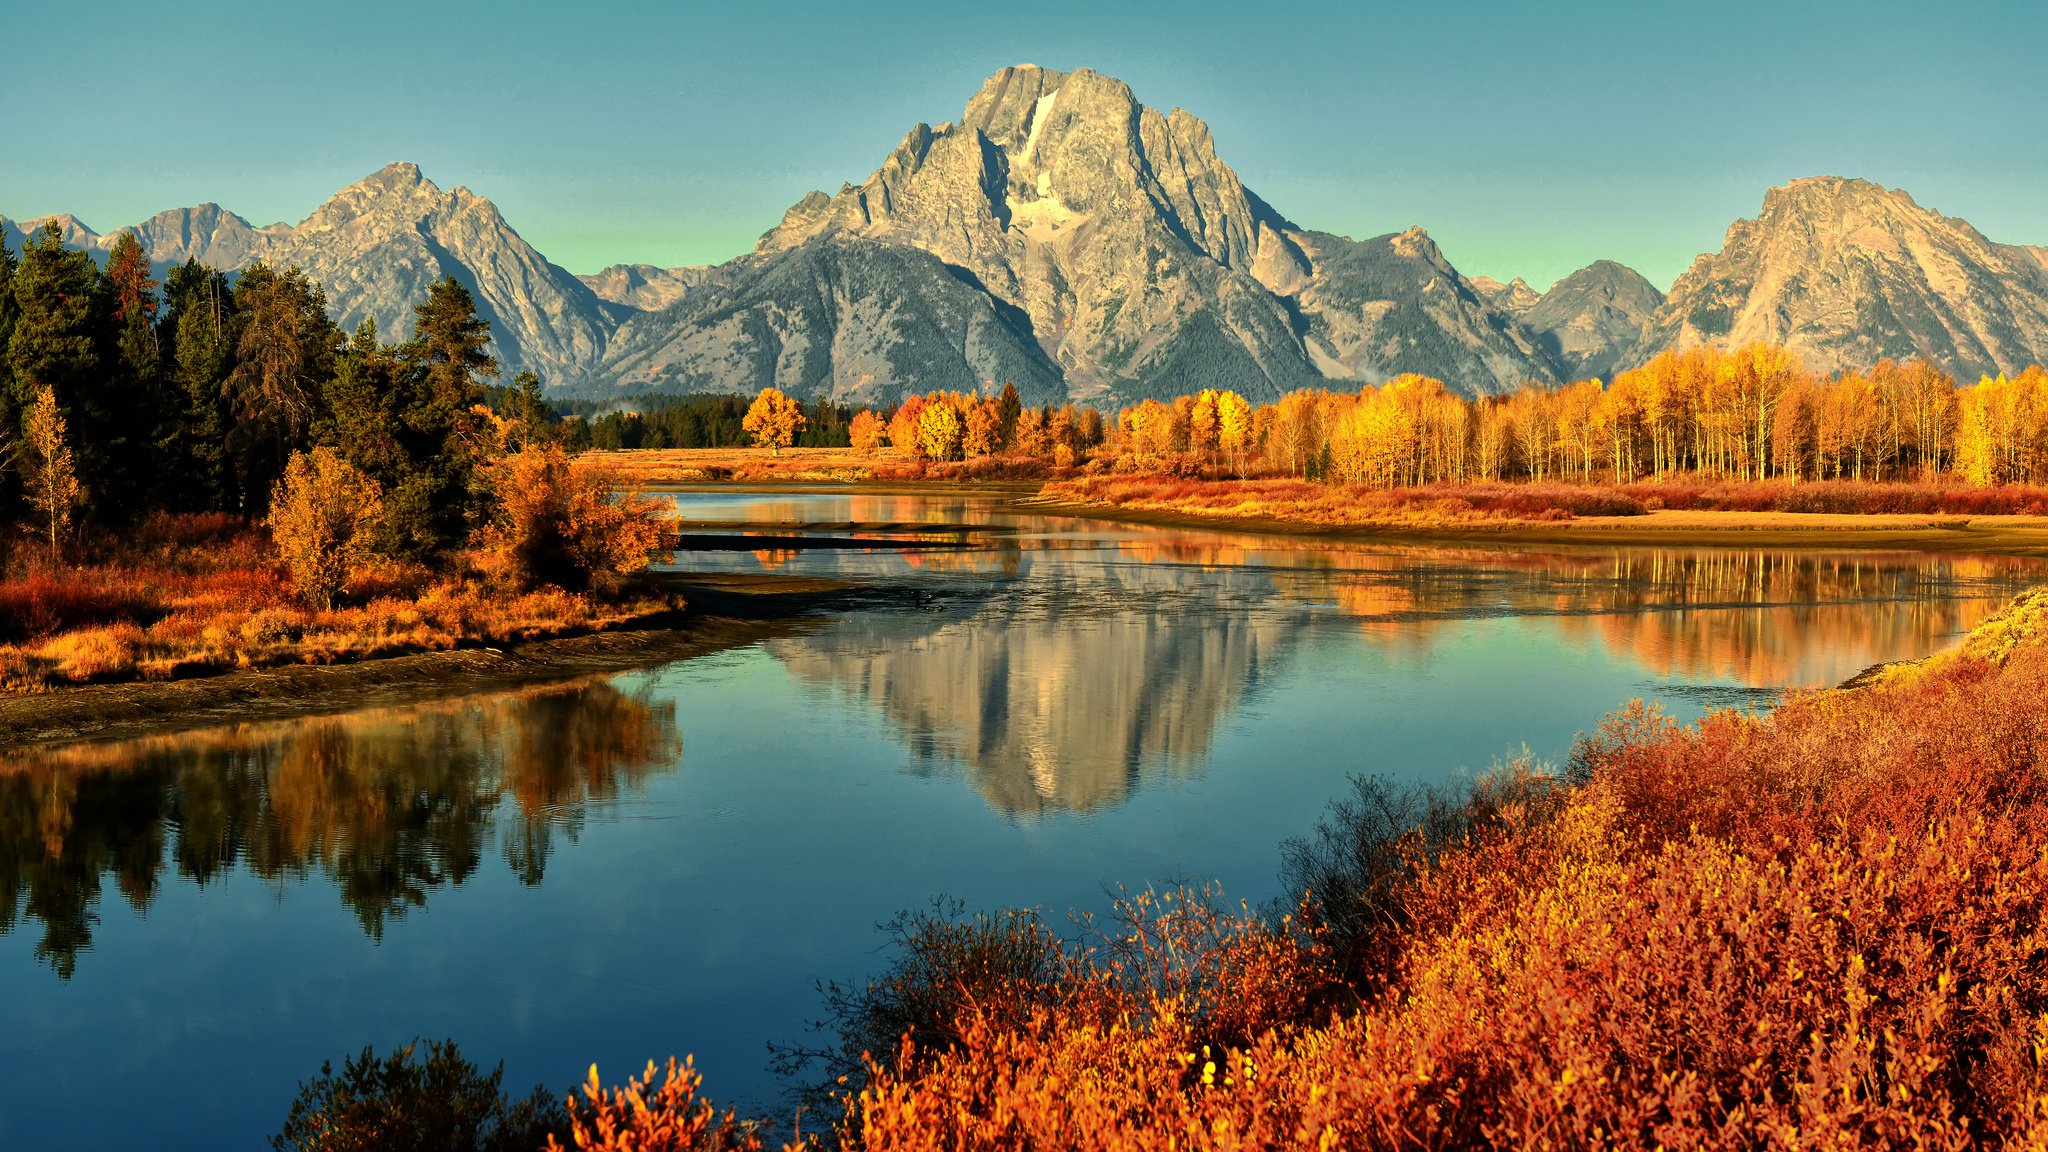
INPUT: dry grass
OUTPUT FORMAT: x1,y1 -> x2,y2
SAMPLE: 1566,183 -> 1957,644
0,515 -> 676,694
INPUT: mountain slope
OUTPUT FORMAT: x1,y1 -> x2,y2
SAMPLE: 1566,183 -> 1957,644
1522,259 -> 1664,380
603,236 -> 1066,406
1647,177 -> 2048,379
1285,227 -> 1567,390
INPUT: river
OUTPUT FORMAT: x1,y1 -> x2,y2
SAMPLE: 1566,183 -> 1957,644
4,491 -> 2044,1149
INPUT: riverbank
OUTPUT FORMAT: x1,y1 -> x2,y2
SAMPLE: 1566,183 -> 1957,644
0,572 -> 863,750
1024,493 -> 2048,553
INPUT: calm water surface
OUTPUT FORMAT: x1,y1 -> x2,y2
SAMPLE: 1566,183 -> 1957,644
5,492 -> 2045,1149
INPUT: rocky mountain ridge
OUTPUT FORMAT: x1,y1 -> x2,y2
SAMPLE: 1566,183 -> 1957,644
9,70 -> 2048,399
4,164 -> 619,385
1648,176 -> 2048,380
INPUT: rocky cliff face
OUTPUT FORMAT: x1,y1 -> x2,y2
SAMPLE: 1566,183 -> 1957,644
603,64 -> 1560,401
1470,275 -> 1540,315
1522,259 -> 1665,380
1646,177 -> 2048,380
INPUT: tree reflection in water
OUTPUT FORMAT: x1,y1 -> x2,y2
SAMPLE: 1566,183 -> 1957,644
0,679 -> 678,978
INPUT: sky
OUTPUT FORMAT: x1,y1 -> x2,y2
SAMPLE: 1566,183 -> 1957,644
3,0 -> 2044,290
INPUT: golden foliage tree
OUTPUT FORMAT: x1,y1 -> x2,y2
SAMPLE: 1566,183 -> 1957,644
269,447 -> 385,610
917,400 -> 966,461
848,409 -> 886,453
964,397 -> 1003,458
741,387 -> 806,455
889,396 -> 928,459
471,445 -> 675,593
1216,390 -> 1253,466
21,384 -> 83,563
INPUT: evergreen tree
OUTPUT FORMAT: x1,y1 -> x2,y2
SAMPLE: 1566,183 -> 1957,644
225,263 -> 340,511
0,230 -> 19,519
94,231 -> 164,518
388,277 -> 498,555
410,275 -> 498,417
7,224 -> 99,519
160,260 -> 237,510
506,370 -> 553,447
0,230 -> 18,431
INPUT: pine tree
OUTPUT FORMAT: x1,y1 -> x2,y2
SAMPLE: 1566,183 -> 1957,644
161,260 -> 236,510
410,275 -> 498,416
7,224 -> 98,520
0,229 -> 18,433
7,223 -> 98,422
389,276 -> 499,556
224,263 -> 340,509
95,231 -> 164,517
508,370 -> 553,447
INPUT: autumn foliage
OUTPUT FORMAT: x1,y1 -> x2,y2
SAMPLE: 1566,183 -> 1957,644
269,446 -> 385,609
535,587 -> 2048,1150
743,388 -> 808,455
0,515 -> 674,693
1045,473 -> 2048,529
469,445 -> 675,593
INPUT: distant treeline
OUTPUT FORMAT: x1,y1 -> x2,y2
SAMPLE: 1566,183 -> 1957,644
553,393 -> 858,451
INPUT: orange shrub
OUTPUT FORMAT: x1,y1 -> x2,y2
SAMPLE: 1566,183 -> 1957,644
548,1059 -> 759,1152
471,445 -> 676,593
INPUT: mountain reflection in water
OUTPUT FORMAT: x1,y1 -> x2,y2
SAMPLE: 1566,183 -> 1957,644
722,502 -> 2044,816
6,496 -> 2045,978
0,680 -> 677,977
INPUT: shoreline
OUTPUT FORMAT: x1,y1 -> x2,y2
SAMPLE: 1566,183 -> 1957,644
1017,495 -> 2048,555
0,572 -> 867,751
644,474 -> 2048,554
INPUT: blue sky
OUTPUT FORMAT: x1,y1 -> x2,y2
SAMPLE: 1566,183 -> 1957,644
3,0 -> 2042,289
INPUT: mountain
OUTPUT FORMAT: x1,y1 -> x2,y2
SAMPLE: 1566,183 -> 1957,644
14,83 -> 2048,401
579,263 -> 709,311
3,164 -> 619,386
604,64 -> 1562,401
1470,275 -> 1540,315
1522,260 -> 1665,380
1645,177 -> 2048,380
602,235 -> 1067,406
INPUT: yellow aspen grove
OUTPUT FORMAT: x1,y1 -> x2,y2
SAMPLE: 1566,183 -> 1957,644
889,396 -> 928,457
1189,390 -> 1220,455
742,387 -> 807,455
1216,390 -> 1253,472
